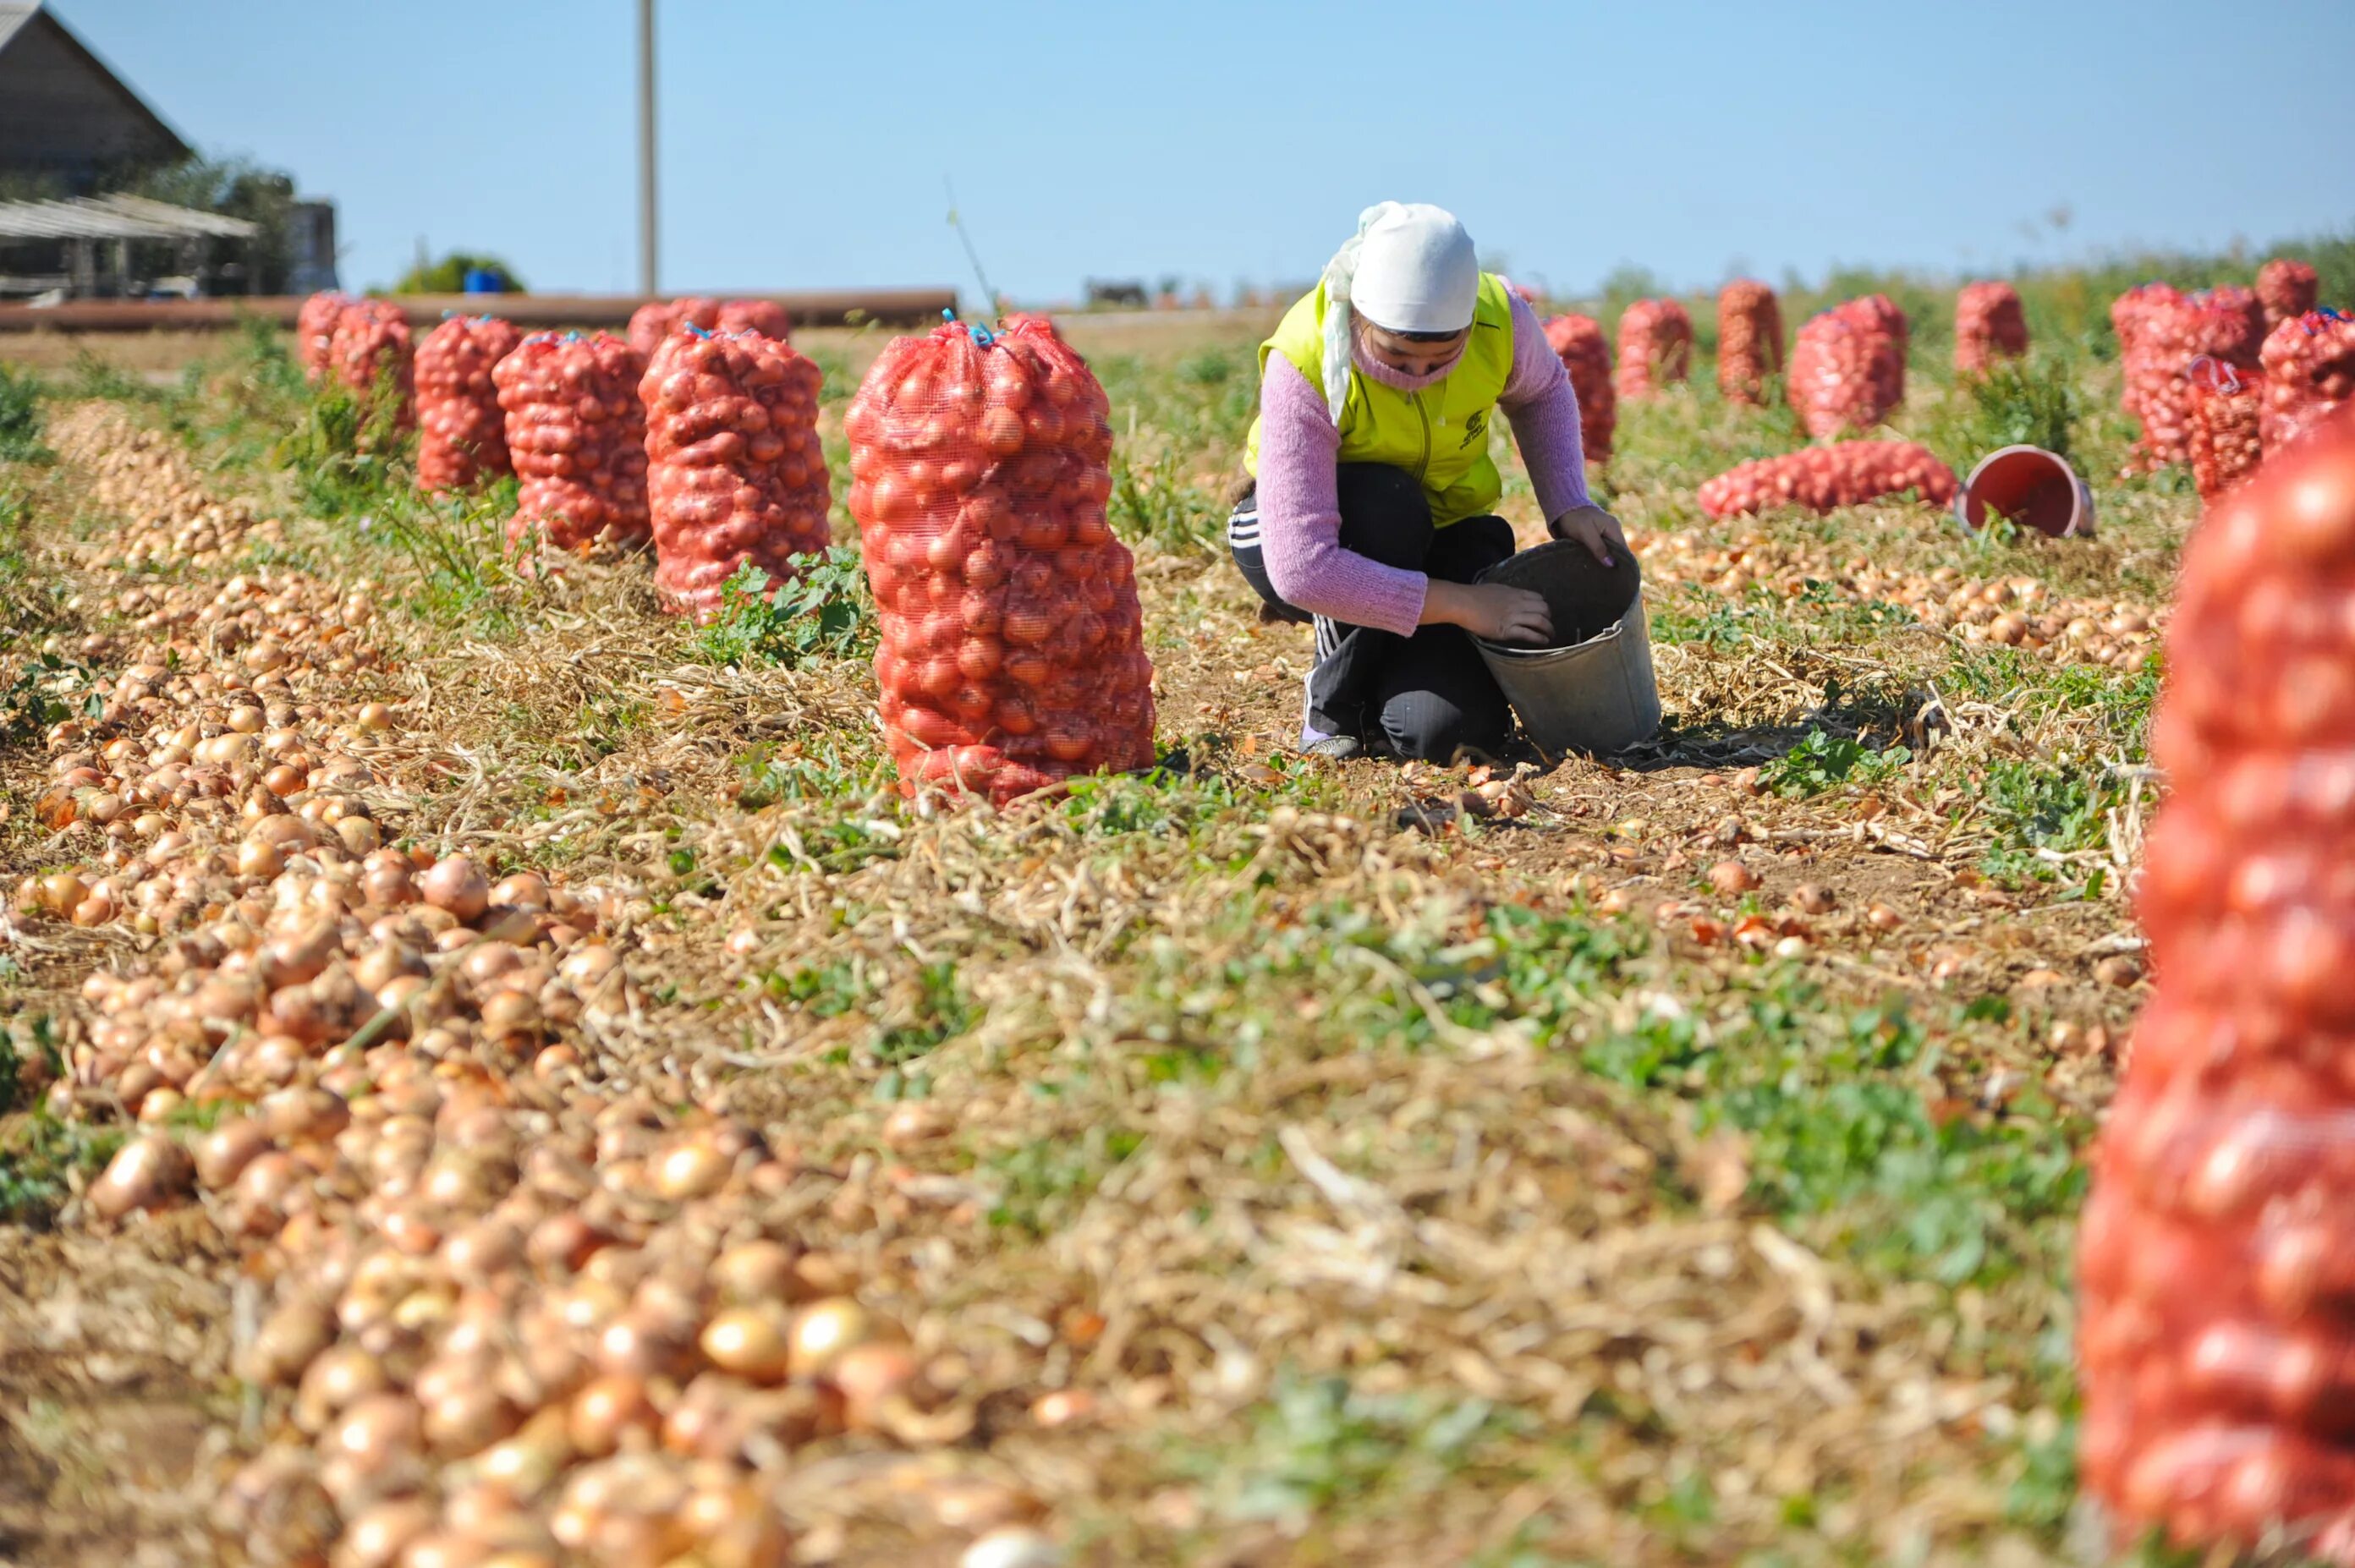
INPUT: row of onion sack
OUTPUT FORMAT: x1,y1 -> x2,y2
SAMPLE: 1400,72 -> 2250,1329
2111,263 -> 2352,500
298,293 -> 1155,810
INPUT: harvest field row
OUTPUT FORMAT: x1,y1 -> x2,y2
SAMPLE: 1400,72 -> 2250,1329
0,240 -> 2341,1566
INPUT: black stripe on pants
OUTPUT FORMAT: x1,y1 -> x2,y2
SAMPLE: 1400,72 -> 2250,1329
1228,463 -> 1517,761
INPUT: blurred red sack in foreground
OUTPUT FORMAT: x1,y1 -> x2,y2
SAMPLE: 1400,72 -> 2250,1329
1613,299 -> 1691,401
491,332 -> 651,556
1542,314 -> 1615,464
326,299 -> 414,431
1788,295 -> 1908,438
1716,279 -> 1784,407
1695,440 -> 1954,518
414,315 -> 521,493
1954,282 -> 2029,375
2258,258 -> 2319,331
628,298 -> 794,359
2185,357 -> 2264,502
2078,405 -> 2355,1562
641,326 -> 832,620
845,315 -> 1156,806
298,291 -> 350,383
2259,310 -> 2355,453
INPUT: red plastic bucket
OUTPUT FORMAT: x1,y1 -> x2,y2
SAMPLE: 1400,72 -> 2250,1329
1956,445 -> 2094,538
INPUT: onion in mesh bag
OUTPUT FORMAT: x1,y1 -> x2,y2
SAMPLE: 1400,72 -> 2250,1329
414,315 -> 521,493
326,299 -> 414,431
1696,440 -> 1954,518
641,326 -> 832,619
1788,296 -> 1906,438
1715,279 -> 1784,407
1954,281 -> 2028,375
2078,406 -> 2355,1559
491,332 -> 651,556
1541,314 -> 1615,464
1613,299 -> 1691,401
844,315 -> 1156,805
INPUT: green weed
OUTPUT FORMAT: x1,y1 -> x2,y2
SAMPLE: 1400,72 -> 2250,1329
690,551 -> 875,668
1762,727 -> 1913,797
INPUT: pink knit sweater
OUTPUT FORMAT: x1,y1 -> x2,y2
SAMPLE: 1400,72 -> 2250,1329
1252,288 -> 1591,636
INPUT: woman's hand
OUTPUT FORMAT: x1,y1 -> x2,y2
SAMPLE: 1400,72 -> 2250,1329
1550,503 -> 1629,567
1424,580 -> 1554,645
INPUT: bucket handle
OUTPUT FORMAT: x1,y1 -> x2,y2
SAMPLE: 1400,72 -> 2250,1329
2188,354 -> 2241,393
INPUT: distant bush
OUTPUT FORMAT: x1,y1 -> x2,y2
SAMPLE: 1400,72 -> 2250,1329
393,252 -> 526,295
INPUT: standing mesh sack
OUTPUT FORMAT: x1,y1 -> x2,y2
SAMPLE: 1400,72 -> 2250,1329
1613,299 -> 1691,401
1954,281 -> 2029,375
629,297 -> 795,359
845,315 -> 1156,805
2077,407 -> 2355,1561
298,291 -> 350,384
2185,357 -> 2264,502
2131,291 -> 2267,470
1788,296 -> 1907,438
326,299 -> 415,430
2113,282 -> 2188,434
641,326 -> 832,620
2258,259 -> 2320,332
1542,314 -> 1615,464
1715,279 -> 1785,406
2260,310 -> 2355,453
491,332 -> 651,556
414,315 -> 521,493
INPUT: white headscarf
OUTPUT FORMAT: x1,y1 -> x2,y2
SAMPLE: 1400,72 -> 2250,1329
1317,202 -> 1479,422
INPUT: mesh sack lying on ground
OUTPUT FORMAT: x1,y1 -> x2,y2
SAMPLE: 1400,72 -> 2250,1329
2259,310 -> 2355,452
629,298 -> 794,359
1954,281 -> 2029,374
1695,440 -> 1954,518
2185,357 -> 2264,502
1613,298 -> 1691,401
1542,314 -> 1615,464
1716,279 -> 1784,406
325,299 -> 414,430
297,291 -> 349,383
2130,290 -> 2268,469
2258,258 -> 2319,331
641,326 -> 832,619
1787,296 -> 1907,438
414,314 -> 521,493
2078,407 -> 2355,1562
491,332 -> 651,556
845,315 -> 1156,805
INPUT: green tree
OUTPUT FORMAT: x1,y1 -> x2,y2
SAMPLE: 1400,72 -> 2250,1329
124,156 -> 298,293
392,252 -> 526,295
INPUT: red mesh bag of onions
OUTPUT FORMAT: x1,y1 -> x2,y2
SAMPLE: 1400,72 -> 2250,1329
1613,299 -> 1691,401
297,290 -> 349,383
845,315 -> 1156,805
2259,310 -> 2355,453
326,299 -> 414,430
629,297 -> 794,359
1716,279 -> 1784,406
2077,406 -> 2355,1562
2184,356 -> 2264,502
1788,296 -> 1907,438
414,314 -> 521,493
1954,281 -> 2028,374
491,332 -> 651,556
1695,440 -> 1955,518
2129,290 -> 2267,469
1542,314 -> 1615,464
640,326 -> 832,620
2259,259 -> 2319,331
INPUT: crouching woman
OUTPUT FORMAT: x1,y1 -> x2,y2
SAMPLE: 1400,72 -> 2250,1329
1231,201 -> 1628,760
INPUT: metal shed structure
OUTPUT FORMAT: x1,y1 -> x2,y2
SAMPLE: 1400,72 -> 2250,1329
0,192 -> 256,298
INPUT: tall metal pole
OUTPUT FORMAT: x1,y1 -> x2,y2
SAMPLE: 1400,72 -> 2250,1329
636,0 -> 657,298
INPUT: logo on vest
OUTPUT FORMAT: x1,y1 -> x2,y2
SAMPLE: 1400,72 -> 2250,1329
1460,410 -> 1488,448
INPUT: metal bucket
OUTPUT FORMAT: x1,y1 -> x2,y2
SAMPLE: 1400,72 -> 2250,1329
1472,540 -> 1662,755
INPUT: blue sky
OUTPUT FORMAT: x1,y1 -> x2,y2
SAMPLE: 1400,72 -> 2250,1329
57,0 -> 2355,303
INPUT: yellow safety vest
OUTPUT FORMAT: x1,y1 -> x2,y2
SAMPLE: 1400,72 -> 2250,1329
1244,271 -> 1516,527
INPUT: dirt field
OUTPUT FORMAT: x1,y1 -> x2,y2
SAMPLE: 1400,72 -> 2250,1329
0,311 -> 2184,1565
